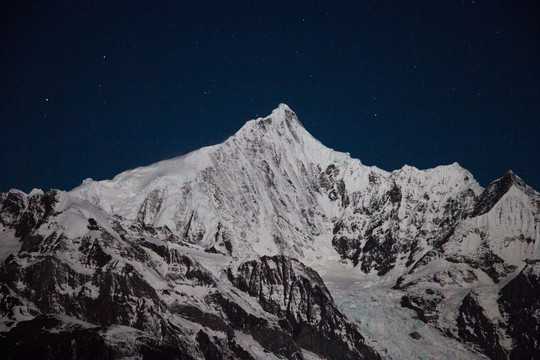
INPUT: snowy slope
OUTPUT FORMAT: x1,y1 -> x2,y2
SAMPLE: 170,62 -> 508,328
67,104 -> 378,260
1,104 -> 539,359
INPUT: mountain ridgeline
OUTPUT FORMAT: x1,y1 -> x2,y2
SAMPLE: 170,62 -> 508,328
1,104 -> 538,359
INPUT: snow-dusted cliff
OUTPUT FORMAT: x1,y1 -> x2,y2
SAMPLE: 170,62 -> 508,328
1,104 -> 538,359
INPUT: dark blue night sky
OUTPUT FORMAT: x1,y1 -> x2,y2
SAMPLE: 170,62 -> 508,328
1,1 -> 539,193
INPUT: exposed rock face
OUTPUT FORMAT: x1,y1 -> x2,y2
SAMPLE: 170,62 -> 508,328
498,262 -> 540,360
400,289 -> 444,324
386,162 -> 540,359
0,189 -> 381,359
0,315 -> 190,360
457,291 -> 507,360
1,104 -> 539,359
471,171 -> 539,217
228,255 -> 380,360
331,164 -> 481,276
0,213 -> 379,359
0,190 -> 28,227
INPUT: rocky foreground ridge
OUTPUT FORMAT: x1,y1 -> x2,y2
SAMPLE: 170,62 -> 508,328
0,104 -> 538,359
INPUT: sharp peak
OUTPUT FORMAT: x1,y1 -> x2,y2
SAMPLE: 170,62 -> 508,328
503,169 -> 517,179
233,103 -> 306,138
264,103 -> 303,126
494,170 -> 524,188
275,103 -> 293,112
472,169 -> 538,216
493,170 -> 539,196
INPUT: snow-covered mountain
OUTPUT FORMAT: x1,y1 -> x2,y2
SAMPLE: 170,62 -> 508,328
1,104 -> 538,359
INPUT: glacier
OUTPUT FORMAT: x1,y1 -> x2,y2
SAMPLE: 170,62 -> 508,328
0,104 -> 539,359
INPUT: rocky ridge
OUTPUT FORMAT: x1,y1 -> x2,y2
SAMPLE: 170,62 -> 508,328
1,104 -> 539,359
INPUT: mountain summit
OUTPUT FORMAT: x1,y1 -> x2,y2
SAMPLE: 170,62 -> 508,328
1,105 -> 539,359
68,103 -> 368,259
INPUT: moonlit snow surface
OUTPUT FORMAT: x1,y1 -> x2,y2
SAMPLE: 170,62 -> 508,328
1,104 -> 538,358
315,260 -> 489,359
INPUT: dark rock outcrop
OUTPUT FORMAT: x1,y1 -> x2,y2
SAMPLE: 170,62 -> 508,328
457,291 -> 507,360
0,315 -> 192,360
471,171 -> 536,217
498,263 -> 540,360
400,290 -> 444,324
1,105 -> 539,359
228,255 -> 380,360
205,292 -> 305,360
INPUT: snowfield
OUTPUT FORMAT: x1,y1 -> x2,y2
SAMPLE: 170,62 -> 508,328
1,104 -> 538,359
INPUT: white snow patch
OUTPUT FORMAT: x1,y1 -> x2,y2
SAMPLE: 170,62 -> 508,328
234,331 -> 282,359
